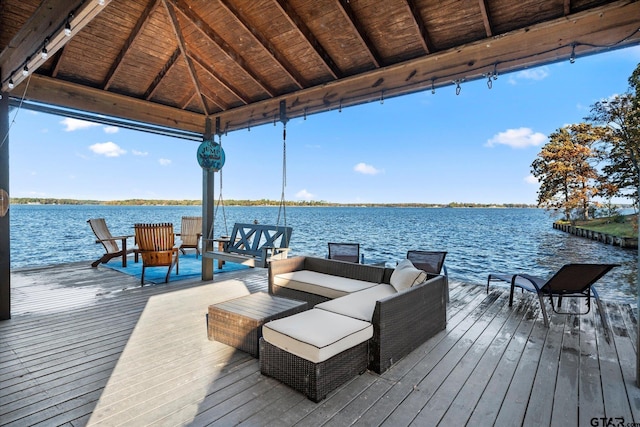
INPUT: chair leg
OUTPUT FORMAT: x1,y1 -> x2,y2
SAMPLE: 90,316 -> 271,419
592,287 -> 611,343
141,266 -> 146,286
538,294 -> 550,327
509,276 -> 516,307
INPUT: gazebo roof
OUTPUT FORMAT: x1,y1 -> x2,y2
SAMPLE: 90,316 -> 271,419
1,0 -> 639,137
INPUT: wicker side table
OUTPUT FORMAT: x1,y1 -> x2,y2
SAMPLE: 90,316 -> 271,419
207,292 -> 308,357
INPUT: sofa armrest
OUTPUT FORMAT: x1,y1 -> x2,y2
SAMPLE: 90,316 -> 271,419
369,275 -> 447,374
268,256 -> 307,293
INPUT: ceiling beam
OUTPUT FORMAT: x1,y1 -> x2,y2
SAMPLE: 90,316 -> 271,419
218,0 -> 307,89
169,0 -> 277,98
404,0 -> 435,54
163,0 -> 212,114
103,0 -> 161,90
335,0 -> 383,67
1,0 -> 112,92
144,47 -> 181,100
564,0 -> 571,16
17,73 -> 206,133
189,53 -> 253,105
478,0 -> 493,37
273,0 -> 343,80
211,1 -> 640,133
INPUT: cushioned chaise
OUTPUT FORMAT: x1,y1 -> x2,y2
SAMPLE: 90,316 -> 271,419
260,308 -> 373,402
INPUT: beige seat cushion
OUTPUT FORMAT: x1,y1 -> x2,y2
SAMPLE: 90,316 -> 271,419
272,270 -> 378,299
315,284 -> 397,321
262,309 -> 373,363
390,259 -> 428,292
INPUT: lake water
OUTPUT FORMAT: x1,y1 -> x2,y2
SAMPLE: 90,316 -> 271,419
7,205 -> 639,303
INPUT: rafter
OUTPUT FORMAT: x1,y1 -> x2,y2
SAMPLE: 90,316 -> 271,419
335,0 -> 382,67
218,0 -> 307,89
162,0 -> 211,114
404,0 -> 435,54
103,0 -> 161,90
144,47 -> 180,100
273,0 -> 343,80
189,52 -> 252,105
564,0 -> 571,15
478,0 -> 493,37
169,0 -> 276,98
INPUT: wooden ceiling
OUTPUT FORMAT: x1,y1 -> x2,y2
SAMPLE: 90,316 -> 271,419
1,0 -> 639,137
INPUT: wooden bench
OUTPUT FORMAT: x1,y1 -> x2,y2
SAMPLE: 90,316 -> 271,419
204,223 -> 293,268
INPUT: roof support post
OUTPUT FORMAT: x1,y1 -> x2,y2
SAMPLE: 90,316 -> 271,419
201,117 -> 214,281
0,89 -> 10,320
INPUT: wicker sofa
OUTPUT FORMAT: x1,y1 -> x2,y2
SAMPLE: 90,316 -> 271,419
267,256 -> 448,374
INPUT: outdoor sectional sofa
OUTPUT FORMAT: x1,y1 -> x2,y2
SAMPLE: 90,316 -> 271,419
261,256 -> 447,401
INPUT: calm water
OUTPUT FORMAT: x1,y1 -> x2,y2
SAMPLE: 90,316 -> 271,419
8,205 -> 639,303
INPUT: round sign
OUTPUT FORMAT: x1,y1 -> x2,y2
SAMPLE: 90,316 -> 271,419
197,139 -> 225,172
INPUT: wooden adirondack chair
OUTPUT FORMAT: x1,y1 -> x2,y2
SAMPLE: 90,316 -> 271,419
177,216 -> 202,258
134,223 -> 179,285
88,218 -> 137,268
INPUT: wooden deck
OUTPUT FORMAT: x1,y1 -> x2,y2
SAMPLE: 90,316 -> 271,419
1,261 -> 639,426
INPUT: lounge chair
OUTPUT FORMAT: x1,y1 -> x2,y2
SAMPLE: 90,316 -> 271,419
177,216 -> 202,258
505,263 -> 618,337
134,223 -> 179,285
328,242 -> 360,263
87,218 -> 137,268
407,250 -> 449,301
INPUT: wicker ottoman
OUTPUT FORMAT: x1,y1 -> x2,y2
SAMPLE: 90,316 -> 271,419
260,308 -> 372,402
207,292 -> 307,357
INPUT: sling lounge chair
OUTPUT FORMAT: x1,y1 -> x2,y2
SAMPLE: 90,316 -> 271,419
88,218 -> 137,268
134,223 -> 179,286
507,263 -> 618,338
177,216 -> 202,258
407,250 -> 449,301
328,242 -> 360,263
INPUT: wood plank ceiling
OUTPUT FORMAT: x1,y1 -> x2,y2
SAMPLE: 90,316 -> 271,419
1,0 -> 639,137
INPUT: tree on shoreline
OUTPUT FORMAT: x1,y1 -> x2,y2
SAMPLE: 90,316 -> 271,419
531,124 -> 603,220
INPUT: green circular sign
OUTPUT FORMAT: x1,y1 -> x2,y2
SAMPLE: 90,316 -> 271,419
197,139 -> 225,172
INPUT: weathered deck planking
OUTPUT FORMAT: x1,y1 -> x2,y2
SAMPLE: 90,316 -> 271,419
1,261 -> 638,426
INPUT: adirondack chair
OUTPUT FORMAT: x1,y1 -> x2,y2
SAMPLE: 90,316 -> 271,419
88,218 -> 137,268
134,223 -> 179,285
177,216 -> 202,258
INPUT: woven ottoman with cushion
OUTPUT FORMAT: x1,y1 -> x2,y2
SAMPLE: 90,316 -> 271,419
260,308 -> 373,402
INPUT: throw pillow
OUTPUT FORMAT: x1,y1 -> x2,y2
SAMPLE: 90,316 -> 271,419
390,259 -> 427,292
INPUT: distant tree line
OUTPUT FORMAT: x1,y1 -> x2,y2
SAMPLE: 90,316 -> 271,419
10,197 -> 538,208
531,63 -> 640,221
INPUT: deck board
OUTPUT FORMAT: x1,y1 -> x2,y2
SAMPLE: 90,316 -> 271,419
1,262 -> 638,426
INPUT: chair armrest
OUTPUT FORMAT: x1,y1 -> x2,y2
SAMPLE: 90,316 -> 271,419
95,234 -> 133,244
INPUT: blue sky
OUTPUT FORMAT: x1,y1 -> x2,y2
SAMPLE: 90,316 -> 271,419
6,46 -> 640,204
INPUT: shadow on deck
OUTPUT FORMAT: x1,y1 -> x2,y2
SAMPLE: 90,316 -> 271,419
1,261 -> 638,426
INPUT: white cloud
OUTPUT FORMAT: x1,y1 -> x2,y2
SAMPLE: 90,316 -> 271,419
525,175 -> 538,184
296,189 -> 315,200
61,118 -> 100,132
104,126 -> 119,134
516,67 -> 550,81
354,162 -> 383,175
89,141 -> 126,157
159,158 -> 171,166
132,150 -> 148,156
486,127 -> 547,149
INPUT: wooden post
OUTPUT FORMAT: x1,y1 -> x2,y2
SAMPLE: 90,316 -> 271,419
201,118 -> 214,281
0,91 -> 10,320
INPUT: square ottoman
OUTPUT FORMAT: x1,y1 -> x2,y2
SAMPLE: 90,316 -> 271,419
260,308 -> 372,402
